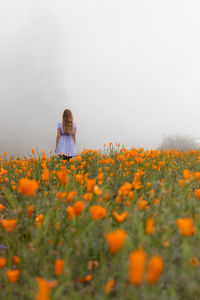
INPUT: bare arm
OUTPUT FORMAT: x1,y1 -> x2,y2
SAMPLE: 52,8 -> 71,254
73,130 -> 76,144
55,129 -> 61,152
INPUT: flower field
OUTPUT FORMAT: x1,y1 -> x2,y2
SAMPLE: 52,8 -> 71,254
1,145 -> 200,299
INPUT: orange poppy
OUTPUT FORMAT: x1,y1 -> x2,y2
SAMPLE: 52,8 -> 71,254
66,206 -> 75,220
41,168 -> 50,182
1,219 -> 17,232
35,277 -> 57,300
129,246 -> 146,285
176,218 -> 196,236
105,229 -> 127,254
6,270 -> 20,283
0,257 -> 6,268
18,178 -> 39,197
27,205 -> 34,217
66,191 -> 76,203
56,170 -> 68,185
78,274 -> 92,283
56,192 -> 67,201
86,179 -> 96,192
104,278 -> 115,293
194,189 -> 200,199
12,256 -> 21,264
190,255 -> 200,267
145,217 -> 155,234
90,205 -> 107,220
112,211 -> 128,223
55,259 -> 65,276
35,214 -> 44,227
147,255 -> 164,283
73,201 -> 85,216
0,204 -> 5,211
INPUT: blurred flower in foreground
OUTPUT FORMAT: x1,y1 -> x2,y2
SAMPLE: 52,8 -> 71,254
1,219 -> 17,232
55,259 -> 65,276
90,205 -> 107,220
0,257 -> 6,268
147,255 -> 164,283
18,178 -> 39,197
129,247 -> 146,285
6,270 -> 20,283
105,229 -> 127,254
176,218 -> 196,236
78,274 -> 92,283
35,277 -> 57,300
104,278 -> 115,293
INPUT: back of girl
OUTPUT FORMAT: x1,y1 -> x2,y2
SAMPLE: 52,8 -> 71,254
55,109 -> 77,161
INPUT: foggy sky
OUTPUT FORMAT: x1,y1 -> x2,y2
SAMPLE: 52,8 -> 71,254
0,0 -> 200,155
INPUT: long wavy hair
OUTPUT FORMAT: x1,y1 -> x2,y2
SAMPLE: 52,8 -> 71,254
62,109 -> 74,135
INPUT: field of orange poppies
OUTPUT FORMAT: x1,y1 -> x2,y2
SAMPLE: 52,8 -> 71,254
1,145 -> 200,299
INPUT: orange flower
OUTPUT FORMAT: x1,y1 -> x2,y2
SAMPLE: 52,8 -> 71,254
112,211 -> 128,223
66,206 -> 75,220
35,214 -> 44,227
145,217 -> 155,234
12,256 -> 21,265
56,170 -> 68,185
154,198 -> 160,206
18,178 -> 39,197
137,200 -> 148,210
190,255 -> 200,267
93,185 -> 103,195
75,174 -> 83,184
6,270 -> 20,283
129,247 -> 146,285
176,218 -> 196,236
55,259 -> 65,276
0,257 -> 6,268
147,255 -> 164,283
1,219 -> 17,232
41,168 -> 50,182
86,179 -> 96,192
78,274 -> 92,283
73,201 -> 85,216
104,278 -> 115,293
82,193 -> 93,202
90,205 -> 107,220
66,191 -> 76,203
183,169 -> 192,182
178,179 -> 185,187
35,277 -> 57,300
0,204 -> 5,211
194,172 -> 200,181
128,191 -> 134,200
105,229 -> 127,254
194,189 -> 200,199
56,192 -> 67,201
27,205 -> 34,217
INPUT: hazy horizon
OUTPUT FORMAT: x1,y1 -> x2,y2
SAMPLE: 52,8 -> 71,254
0,0 -> 199,155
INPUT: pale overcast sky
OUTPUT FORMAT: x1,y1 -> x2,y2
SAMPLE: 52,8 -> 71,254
0,0 -> 199,155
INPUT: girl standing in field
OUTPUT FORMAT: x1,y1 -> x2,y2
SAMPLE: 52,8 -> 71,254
55,109 -> 77,161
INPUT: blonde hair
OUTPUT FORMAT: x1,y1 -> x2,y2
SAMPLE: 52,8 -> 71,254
62,109 -> 74,135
